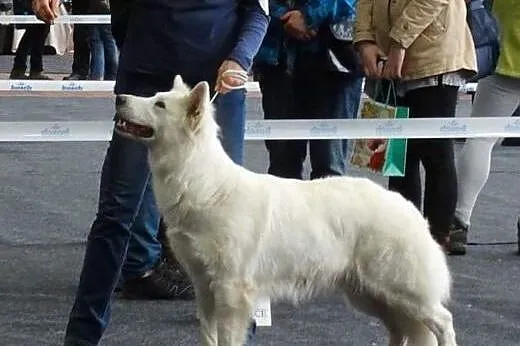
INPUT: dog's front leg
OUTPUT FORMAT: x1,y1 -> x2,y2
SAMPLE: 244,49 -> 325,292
213,280 -> 254,346
193,277 -> 218,346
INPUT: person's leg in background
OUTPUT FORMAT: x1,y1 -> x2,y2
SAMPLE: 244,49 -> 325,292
27,23 -> 52,80
388,85 -> 459,249
402,85 -> 459,252
296,54 -> 363,179
9,27 -> 31,79
502,105 -> 520,146
99,24 -> 119,81
64,71 -> 194,346
454,74 -> 520,254
254,64 -> 307,179
65,0 -> 91,80
88,25 -> 104,80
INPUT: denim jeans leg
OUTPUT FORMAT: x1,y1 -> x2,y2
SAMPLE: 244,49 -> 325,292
307,75 -> 363,179
100,25 -> 118,80
64,131 -> 160,346
88,27 -> 104,80
121,178 -> 161,280
214,89 -> 246,164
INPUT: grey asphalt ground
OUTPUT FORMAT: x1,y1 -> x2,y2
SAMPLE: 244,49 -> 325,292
1,53 -> 519,346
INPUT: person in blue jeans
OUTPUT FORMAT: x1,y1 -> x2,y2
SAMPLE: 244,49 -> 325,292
31,0 -> 268,345
253,0 -> 363,180
87,0 -> 118,80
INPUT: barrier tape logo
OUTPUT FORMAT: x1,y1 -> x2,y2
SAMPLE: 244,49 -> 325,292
309,122 -> 338,135
41,124 -> 70,137
245,121 -> 271,137
10,81 -> 32,91
62,82 -> 84,91
439,119 -> 467,134
375,120 -> 403,135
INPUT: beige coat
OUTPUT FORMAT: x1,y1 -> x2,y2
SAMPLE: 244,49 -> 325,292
354,0 -> 477,81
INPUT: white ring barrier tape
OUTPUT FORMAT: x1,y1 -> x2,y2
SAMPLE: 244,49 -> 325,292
1,117 -> 519,142
0,15 -> 110,25
0,80 -> 475,94
0,80 -> 262,93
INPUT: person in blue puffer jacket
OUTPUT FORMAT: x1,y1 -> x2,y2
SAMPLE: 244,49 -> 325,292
253,0 -> 363,180
32,0 -> 268,345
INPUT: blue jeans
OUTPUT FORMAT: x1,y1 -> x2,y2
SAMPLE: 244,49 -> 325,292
64,71 -> 252,345
254,54 -> 363,179
88,24 -> 118,80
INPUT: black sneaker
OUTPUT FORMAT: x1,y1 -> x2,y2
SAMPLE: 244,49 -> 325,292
63,73 -> 88,81
121,260 -> 195,300
449,217 -> 469,256
9,69 -> 27,79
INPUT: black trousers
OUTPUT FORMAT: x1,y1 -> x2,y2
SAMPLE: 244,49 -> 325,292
388,85 -> 459,237
13,24 -> 50,73
71,0 -> 91,77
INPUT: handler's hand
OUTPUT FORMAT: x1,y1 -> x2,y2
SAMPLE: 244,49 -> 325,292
32,0 -> 60,24
216,60 -> 248,94
382,44 -> 406,80
357,41 -> 386,79
281,10 -> 315,41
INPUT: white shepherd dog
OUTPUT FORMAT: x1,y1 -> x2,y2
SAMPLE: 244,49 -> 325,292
113,75 -> 457,346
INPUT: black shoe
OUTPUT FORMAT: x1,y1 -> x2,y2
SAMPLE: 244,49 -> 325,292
502,138 -> 520,147
449,217 -> 469,256
120,259 -> 195,300
9,69 -> 27,79
63,73 -> 87,81
29,72 -> 53,80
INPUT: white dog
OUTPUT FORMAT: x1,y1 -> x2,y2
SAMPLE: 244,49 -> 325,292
113,75 -> 457,346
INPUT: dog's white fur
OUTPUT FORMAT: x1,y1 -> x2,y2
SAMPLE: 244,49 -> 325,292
115,76 -> 457,346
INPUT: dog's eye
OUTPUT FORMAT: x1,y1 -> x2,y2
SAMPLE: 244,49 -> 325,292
155,101 -> 166,109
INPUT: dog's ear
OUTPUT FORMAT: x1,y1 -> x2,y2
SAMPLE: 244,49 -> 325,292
186,81 -> 210,131
173,75 -> 185,90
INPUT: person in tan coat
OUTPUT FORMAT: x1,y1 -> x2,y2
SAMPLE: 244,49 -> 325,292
354,0 -> 477,253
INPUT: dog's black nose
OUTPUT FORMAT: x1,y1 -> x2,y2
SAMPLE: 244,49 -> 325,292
115,95 -> 126,106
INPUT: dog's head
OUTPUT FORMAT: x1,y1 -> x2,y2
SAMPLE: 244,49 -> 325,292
113,75 -> 217,149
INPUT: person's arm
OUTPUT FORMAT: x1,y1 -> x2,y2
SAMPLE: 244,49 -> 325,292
227,0 -> 270,72
299,0 -> 334,31
353,0 -> 376,44
109,0 -> 134,49
388,0 -> 449,49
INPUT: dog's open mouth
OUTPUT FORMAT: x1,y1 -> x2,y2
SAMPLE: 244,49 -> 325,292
114,115 -> 154,138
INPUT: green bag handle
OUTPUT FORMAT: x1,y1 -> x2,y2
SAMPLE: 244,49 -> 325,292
373,80 -> 398,106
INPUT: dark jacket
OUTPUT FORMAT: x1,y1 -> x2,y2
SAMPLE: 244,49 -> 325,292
109,0 -> 268,80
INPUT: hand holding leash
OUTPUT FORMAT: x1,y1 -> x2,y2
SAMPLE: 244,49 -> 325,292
212,61 -> 249,103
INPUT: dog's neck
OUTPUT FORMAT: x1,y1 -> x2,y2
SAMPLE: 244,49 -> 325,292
148,134 -> 239,215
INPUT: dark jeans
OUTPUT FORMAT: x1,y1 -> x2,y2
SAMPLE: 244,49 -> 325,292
71,0 -> 91,77
254,53 -> 363,180
12,24 -> 50,73
388,85 -> 459,236
88,24 -> 118,80
64,70 -> 250,346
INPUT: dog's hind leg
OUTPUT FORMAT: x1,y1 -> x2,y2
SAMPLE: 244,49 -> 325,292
394,302 -> 456,346
420,303 -> 457,346
213,279 -> 255,346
